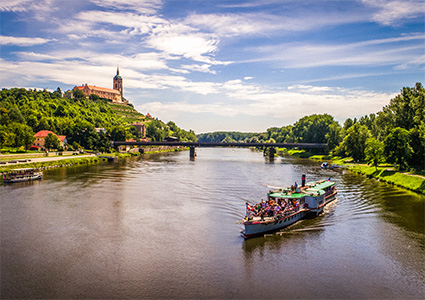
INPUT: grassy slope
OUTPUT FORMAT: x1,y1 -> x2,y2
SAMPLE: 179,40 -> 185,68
348,165 -> 425,194
108,103 -> 147,124
308,155 -> 425,194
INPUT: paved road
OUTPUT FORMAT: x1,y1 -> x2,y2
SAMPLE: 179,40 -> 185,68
1,154 -> 96,166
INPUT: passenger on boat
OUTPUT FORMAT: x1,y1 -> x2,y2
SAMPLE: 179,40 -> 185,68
273,205 -> 281,216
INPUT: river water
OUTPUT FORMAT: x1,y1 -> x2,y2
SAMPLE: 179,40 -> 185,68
1,148 -> 424,299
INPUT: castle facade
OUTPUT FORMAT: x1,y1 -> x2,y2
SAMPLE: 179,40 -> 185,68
65,68 -> 127,104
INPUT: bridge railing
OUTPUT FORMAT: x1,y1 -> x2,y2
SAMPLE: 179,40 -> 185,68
112,141 -> 327,149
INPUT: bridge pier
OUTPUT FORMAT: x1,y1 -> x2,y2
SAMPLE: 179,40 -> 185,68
189,146 -> 196,158
268,147 -> 276,160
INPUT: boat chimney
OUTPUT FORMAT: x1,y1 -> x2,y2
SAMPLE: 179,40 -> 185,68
302,174 -> 306,187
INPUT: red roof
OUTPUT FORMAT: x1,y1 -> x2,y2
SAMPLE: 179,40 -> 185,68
34,130 -> 54,138
34,130 -> 66,142
74,85 -> 120,94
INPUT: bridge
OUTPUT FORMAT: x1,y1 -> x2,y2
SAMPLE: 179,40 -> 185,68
112,141 -> 327,158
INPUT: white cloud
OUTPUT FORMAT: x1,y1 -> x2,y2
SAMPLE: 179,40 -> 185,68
362,0 -> 424,25
136,86 -> 394,127
74,11 -> 167,34
180,64 -> 216,74
89,0 -> 163,14
0,35 -> 52,46
250,34 -> 425,68
0,0 -> 31,11
146,23 -> 219,63
184,10 -> 370,38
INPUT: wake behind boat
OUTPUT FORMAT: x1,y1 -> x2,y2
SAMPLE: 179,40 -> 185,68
3,168 -> 43,183
241,175 -> 337,239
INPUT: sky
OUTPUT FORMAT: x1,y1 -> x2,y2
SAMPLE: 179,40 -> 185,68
0,0 -> 424,133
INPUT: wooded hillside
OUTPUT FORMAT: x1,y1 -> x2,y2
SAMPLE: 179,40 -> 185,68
0,88 -> 196,152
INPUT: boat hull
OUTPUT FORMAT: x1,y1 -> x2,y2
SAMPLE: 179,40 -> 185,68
242,208 -> 308,238
4,173 -> 43,183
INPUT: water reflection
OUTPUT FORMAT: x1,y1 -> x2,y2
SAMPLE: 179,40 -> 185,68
1,148 -> 424,299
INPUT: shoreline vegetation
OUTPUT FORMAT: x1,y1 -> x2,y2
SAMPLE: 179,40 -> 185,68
300,151 -> 425,195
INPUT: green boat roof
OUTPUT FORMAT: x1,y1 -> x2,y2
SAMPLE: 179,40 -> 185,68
311,181 -> 335,190
268,180 -> 334,199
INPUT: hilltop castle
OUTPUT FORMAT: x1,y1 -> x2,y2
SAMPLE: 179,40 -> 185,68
65,68 -> 128,104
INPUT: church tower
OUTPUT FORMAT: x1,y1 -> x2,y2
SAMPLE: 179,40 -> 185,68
113,67 -> 123,100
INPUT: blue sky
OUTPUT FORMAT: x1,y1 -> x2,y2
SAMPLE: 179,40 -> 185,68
1,0 -> 424,133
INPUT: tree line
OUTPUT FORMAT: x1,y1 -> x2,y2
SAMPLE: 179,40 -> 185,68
0,88 -> 196,152
197,83 -> 424,170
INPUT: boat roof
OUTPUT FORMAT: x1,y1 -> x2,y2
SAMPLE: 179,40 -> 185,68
310,180 -> 335,190
10,168 -> 36,171
268,180 -> 334,199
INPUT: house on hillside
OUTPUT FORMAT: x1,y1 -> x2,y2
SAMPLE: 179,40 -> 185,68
132,122 -> 146,138
34,130 -> 67,150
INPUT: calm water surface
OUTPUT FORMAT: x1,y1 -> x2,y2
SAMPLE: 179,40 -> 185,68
1,148 -> 424,299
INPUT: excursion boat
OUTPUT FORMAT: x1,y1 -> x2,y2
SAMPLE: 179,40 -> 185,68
241,176 -> 337,239
3,168 -> 43,183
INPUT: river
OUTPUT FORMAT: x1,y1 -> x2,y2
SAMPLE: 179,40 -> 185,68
1,148 -> 424,299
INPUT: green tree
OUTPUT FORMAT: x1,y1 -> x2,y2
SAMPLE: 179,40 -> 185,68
146,120 -> 166,141
365,137 -> 384,169
8,122 -> 35,149
341,123 -> 370,162
72,89 -> 86,100
109,125 -> 128,141
221,136 -> 236,143
0,125 -> 16,147
292,114 -> 338,143
96,131 -> 112,152
54,104 -> 67,117
325,123 -> 343,152
0,107 -> 10,125
9,107 -> 25,123
52,87 -> 62,98
384,127 -> 413,170
89,94 -> 100,101
44,133 -> 61,150
408,122 -> 425,167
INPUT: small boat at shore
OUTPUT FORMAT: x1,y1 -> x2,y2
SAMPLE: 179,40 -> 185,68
3,168 -> 43,183
241,176 -> 337,239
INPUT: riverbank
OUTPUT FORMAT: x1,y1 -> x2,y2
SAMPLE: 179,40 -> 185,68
308,154 -> 425,195
0,147 -> 188,175
0,155 -> 118,175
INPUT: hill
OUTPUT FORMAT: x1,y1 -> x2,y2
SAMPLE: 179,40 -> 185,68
0,88 -> 196,152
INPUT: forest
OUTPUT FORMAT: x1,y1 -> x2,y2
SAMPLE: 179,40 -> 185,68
0,88 -> 196,152
198,83 -> 424,171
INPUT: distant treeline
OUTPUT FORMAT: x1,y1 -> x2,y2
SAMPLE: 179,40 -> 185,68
0,88 -> 196,152
197,83 -> 424,170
